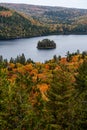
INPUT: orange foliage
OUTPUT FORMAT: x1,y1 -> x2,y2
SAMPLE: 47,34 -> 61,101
5,54 -> 85,89
45,64 -> 50,70
60,57 -> 67,64
37,84 -> 49,100
38,84 -> 48,93
17,67 -> 25,74
71,55 -> 79,62
0,11 -> 12,17
8,63 -> 15,68
30,69 -> 38,76
24,64 -> 33,72
37,73 -> 46,79
55,65 -> 61,71
32,76 -> 37,82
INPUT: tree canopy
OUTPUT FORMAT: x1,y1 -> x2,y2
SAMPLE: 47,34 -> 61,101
0,51 -> 87,129
37,39 -> 56,49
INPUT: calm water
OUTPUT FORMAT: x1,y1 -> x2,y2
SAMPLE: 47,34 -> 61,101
0,35 -> 87,62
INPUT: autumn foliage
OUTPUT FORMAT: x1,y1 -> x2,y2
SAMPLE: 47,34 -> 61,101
0,51 -> 87,129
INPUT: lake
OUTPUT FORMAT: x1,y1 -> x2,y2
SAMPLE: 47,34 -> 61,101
0,35 -> 87,62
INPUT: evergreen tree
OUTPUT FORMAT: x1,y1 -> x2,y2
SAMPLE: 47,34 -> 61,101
46,65 -> 73,129
75,60 -> 87,92
73,60 -> 87,129
66,51 -> 72,62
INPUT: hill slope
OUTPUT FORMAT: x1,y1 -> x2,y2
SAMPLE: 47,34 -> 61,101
1,3 -> 87,24
0,6 -> 50,39
0,3 -> 87,39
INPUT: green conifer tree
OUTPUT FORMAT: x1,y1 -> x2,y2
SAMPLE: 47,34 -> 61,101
46,65 -> 73,129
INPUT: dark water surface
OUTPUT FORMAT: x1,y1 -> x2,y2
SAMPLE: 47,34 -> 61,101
0,35 -> 87,62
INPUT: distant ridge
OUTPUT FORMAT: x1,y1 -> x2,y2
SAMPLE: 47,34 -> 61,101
0,3 -> 87,39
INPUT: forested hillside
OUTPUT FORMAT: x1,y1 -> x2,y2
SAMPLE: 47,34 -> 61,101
0,6 -> 50,39
1,3 -> 87,22
0,3 -> 87,130
0,51 -> 87,129
1,3 -> 87,36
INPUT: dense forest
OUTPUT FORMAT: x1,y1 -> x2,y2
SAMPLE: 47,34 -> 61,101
0,6 -> 50,39
0,4 -> 87,39
0,3 -> 87,130
37,39 -> 56,49
0,50 -> 87,129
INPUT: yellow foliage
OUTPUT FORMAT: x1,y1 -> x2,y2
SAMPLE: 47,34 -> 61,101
30,69 -> 38,76
16,63 -> 23,68
17,67 -> 25,74
32,76 -> 37,82
24,64 -> 33,72
8,63 -> 15,68
71,55 -> 79,62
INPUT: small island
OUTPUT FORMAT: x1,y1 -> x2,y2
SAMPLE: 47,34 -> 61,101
37,39 -> 56,49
